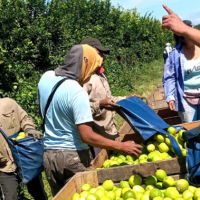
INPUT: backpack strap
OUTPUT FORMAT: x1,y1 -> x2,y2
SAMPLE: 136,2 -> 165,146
42,78 -> 67,132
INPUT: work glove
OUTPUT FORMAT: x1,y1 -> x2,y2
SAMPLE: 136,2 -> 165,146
0,156 -> 8,166
25,129 -> 43,140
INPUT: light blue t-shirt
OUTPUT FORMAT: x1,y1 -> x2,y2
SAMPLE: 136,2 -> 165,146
184,55 -> 200,91
38,71 -> 93,150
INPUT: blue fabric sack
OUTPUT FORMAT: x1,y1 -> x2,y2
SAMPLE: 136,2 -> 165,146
0,128 -> 44,184
116,96 -> 183,156
182,127 -> 200,186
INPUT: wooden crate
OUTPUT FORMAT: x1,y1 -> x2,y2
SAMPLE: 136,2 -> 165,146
91,120 -> 200,169
147,84 -> 181,125
53,157 -> 186,200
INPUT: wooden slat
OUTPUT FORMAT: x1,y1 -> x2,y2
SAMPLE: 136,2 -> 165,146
96,157 -> 186,184
91,149 -> 110,169
151,99 -> 168,110
53,175 -> 77,200
53,171 -> 98,200
118,122 -> 132,135
153,92 -> 165,101
74,171 -> 99,193
181,120 -> 200,130
155,108 -> 179,118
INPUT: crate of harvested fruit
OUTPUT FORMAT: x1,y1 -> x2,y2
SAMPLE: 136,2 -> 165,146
52,164 -> 197,200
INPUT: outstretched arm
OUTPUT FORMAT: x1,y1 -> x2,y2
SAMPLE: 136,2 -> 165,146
78,122 -> 143,157
162,5 -> 200,48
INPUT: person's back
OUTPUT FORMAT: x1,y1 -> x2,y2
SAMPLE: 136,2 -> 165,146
38,70 -> 91,150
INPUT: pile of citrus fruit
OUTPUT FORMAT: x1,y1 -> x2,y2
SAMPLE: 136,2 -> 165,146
100,127 -> 186,169
70,169 -> 199,200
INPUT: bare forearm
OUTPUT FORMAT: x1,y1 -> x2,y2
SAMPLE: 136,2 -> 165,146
81,131 -> 122,151
78,123 -> 142,156
184,27 -> 200,48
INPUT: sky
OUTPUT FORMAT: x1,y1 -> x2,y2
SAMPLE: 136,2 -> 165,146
111,0 -> 200,25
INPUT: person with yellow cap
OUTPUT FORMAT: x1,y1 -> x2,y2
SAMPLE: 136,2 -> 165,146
38,44 -> 143,196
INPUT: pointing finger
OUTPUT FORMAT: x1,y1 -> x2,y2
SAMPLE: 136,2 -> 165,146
162,4 -> 174,15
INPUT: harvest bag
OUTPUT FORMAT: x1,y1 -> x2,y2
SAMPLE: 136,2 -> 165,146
0,128 -> 44,184
116,96 -> 182,156
182,127 -> 200,186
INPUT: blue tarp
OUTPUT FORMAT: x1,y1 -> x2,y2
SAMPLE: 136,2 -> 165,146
116,96 -> 182,156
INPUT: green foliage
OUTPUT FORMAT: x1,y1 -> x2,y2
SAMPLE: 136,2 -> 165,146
0,1 -> 171,198
0,0 -> 172,128
195,24 -> 200,30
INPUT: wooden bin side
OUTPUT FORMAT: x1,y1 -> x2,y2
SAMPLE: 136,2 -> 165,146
96,157 -> 186,184
53,170 -> 99,200
53,157 -> 186,200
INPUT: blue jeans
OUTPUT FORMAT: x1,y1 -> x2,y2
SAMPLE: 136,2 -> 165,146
178,97 -> 200,123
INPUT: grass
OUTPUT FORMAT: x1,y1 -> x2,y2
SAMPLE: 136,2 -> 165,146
114,58 -> 164,130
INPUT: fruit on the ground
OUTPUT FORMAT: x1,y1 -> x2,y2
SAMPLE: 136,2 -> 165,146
176,179 -> 189,193
102,180 -> 114,191
155,169 -> 167,181
129,175 -> 142,187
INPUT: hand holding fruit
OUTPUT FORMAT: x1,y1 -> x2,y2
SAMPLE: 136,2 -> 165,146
99,98 -> 120,111
25,129 -> 43,140
168,100 -> 175,110
120,141 -> 143,157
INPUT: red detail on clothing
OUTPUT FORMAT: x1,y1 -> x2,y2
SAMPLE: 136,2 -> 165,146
96,67 -> 105,73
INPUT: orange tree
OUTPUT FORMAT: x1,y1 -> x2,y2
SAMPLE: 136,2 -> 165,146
0,0 -> 173,128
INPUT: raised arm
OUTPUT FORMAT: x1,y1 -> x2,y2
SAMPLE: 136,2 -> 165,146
162,5 -> 200,48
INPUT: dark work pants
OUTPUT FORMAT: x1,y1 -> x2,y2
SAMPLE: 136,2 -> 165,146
0,171 -> 48,200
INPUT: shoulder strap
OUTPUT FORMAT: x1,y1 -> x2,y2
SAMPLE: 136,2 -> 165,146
42,78 -> 67,132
